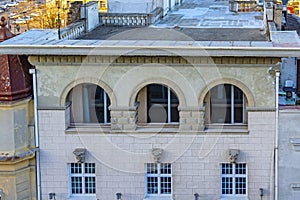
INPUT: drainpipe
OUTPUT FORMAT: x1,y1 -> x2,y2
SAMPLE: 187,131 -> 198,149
274,70 -> 280,200
29,68 -> 41,200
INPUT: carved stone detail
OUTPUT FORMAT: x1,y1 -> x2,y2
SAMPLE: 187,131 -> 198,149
228,149 -> 240,163
73,148 -> 86,163
152,148 -> 163,163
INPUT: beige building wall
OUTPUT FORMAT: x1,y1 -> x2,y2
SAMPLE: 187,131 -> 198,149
31,55 -> 279,200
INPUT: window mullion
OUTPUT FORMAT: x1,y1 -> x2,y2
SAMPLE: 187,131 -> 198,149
167,87 -> 171,123
231,85 -> 234,124
242,93 -> 245,124
158,164 -> 161,195
82,164 -> 85,194
83,85 -> 90,123
103,90 -> 107,124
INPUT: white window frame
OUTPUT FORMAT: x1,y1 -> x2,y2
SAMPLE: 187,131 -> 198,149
220,163 -> 247,198
145,163 -> 172,198
68,163 -> 96,198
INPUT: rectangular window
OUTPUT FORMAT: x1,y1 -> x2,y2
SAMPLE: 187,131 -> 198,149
220,163 -> 247,197
69,163 -> 96,197
145,163 -> 172,197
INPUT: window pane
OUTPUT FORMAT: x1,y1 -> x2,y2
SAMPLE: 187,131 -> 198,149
234,86 -> 243,123
235,163 -> 246,174
221,163 -> 232,174
147,84 -> 168,123
160,163 -> 171,174
170,91 -> 179,122
147,177 -> 158,194
71,177 -> 82,194
85,163 -> 95,174
221,177 -> 233,194
71,163 -> 82,174
147,84 -> 179,123
161,177 -> 172,194
210,84 -> 231,123
85,177 -> 96,194
147,163 -> 158,174
235,177 -> 246,194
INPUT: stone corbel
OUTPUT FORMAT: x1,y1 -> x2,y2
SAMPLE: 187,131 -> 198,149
73,148 -> 86,163
290,138 -> 300,151
228,149 -> 240,163
152,148 -> 163,163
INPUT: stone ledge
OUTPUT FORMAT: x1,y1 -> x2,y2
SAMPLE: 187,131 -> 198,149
0,148 -> 37,162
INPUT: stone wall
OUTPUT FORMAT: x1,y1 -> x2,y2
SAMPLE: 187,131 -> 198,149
38,109 -> 275,200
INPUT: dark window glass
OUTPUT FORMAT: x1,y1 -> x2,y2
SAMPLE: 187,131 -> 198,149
147,84 -> 179,123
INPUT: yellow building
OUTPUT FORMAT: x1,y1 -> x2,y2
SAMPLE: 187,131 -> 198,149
0,18 -> 36,200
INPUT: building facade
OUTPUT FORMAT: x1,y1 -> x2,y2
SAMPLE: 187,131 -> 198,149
26,50 -> 281,200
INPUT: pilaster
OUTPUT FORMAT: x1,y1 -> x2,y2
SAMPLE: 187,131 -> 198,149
178,106 -> 205,131
110,105 -> 138,131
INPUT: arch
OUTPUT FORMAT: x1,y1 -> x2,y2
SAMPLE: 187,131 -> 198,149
198,78 -> 255,107
129,78 -> 187,108
60,78 -> 116,107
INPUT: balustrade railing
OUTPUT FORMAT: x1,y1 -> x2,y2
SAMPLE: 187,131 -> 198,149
99,7 -> 163,26
229,0 -> 259,12
60,21 -> 85,40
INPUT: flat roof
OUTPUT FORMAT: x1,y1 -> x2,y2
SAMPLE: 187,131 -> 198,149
0,29 -> 299,57
78,26 -> 267,41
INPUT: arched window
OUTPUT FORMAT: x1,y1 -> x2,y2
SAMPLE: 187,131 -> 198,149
205,84 -> 246,124
66,83 -> 111,124
136,84 -> 179,124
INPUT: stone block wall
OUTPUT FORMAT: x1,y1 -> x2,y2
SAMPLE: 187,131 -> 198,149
38,108 -> 275,200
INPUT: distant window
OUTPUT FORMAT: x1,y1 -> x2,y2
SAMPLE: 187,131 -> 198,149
67,84 -> 110,124
137,84 -> 179,124
69,163 -> 96,196
220,163 -> 247,197
145,163 -> 172,197
205,84 -> 246,125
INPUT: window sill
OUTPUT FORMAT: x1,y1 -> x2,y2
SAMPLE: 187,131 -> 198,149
205,124 -> 248,134
144,196 -> 173,200
220,197 -> 248,200
66,123 -> 111,134
137,123 -> 179,133
68,196 -> 97,200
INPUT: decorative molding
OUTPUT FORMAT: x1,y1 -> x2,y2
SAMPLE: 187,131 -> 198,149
73,148 -> 86,163
0,148 -> 36,162
29,55 -> 281,66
